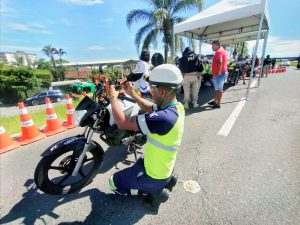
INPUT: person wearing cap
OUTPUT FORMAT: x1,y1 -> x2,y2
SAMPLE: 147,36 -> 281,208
108,64 -> 185,213
132,49 -> 151,98
262,55 -> 272,78
209,40 -> 228,109
178,47 -> 204,109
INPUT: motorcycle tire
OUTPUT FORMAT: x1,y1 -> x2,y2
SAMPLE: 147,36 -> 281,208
34,141 -> 104,195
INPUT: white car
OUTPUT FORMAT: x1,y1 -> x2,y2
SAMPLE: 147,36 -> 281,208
280,59 -> 290,66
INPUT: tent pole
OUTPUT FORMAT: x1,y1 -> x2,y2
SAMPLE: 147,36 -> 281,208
246,12 -> 264,100
258,29 -> 269,87
199,40 -> 202,59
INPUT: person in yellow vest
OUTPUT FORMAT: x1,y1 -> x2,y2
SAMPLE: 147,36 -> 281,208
108,64 -> 185,213
202,57 -> 213,87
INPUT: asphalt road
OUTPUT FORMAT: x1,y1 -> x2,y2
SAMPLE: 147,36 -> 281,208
1,68 -> 300,225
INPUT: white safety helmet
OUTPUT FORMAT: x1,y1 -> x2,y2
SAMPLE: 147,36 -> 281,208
148,64 -> 183,89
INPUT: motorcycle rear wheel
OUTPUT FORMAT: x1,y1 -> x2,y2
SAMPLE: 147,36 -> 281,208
34,143 -> 103,195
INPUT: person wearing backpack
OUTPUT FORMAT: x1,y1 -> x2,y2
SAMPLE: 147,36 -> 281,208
262,55 -> 272,78
178,47 -> 204,109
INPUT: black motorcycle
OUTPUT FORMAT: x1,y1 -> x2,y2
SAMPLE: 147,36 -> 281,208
34,76 -> 146,195
227,65 -> 240,85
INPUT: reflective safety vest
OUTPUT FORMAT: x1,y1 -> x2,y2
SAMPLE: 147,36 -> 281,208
203,63 -> 212,75
144,102 -> 185,179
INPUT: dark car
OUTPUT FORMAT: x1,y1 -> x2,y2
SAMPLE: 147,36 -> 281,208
24,90 -> 64,106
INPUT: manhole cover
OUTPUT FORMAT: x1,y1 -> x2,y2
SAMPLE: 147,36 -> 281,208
183,180 -> 201,193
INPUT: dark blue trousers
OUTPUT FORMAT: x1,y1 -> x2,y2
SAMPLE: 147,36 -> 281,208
112,157 -> 170,195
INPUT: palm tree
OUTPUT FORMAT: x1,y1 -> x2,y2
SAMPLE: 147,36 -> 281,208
57,48 -> 67,81
58,48 -> 67,65
42,45 -> 58,80
42,45 -> 58,67
126,0 -> 204,62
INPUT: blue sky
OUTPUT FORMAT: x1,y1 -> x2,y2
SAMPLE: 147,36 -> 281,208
1,0 -> 299,63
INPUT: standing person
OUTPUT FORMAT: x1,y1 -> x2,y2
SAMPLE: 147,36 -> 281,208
178,47 -> 203,109
208,40 -> 228,109
271,58 -> 276,69
253,56 -> 260,78
133,49 -> 151,98
262,55 -> 272,78
108,64 -> 185,213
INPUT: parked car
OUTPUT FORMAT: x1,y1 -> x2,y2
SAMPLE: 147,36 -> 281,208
24,90 -> 64,106
280,59 -> 290,66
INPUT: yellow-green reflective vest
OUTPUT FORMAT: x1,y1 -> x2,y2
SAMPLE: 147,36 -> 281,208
144,103 -> 185,179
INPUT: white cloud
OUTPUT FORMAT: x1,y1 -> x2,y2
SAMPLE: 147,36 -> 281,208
105,18 -> 113,23
7,23 -> 52,34
1,45 -> 42,52
46,18 -> 74,27
62,0 -> 104,6
87,45 -> 106,50
0,6 -> 15,14
247,36 -> 300,57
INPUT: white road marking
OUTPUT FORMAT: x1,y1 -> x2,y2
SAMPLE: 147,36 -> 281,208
218,79 -> 257,137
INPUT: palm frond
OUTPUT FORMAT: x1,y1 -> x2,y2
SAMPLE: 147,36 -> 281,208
135,23 -> 155,52
126,9 -> 152,28
173,0 -> 203,14
142,29 -> 159,50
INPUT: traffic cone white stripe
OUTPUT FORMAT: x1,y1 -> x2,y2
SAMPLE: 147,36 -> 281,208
66,99 -> 72,104
0,126 -> 5,134
67,109 -> 74,114
19,108 -> 28,115
20,119 -> 34,127
46,114 -> 58,120
46,103 -> 53,108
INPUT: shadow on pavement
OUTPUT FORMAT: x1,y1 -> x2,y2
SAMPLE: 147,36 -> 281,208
179,83 -> 232,115
100,145 -> 140,173
0,179 -> 147,225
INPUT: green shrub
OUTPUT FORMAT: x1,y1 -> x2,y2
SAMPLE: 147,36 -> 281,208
0,84 -> 20,104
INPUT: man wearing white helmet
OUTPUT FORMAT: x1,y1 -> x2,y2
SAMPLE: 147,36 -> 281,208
108,64 -> 185,213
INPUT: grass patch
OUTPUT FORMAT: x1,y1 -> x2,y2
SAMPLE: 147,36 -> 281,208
0,100 -> 80,136
290,61 -> 297,67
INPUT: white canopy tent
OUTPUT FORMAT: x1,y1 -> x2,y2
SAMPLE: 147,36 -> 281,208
174,0 -> 270,99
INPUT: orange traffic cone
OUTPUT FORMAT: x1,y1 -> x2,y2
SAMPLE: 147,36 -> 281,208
83,91 -> 87,97
63,94 -> 76,129
0,126 -> 20,154
17,102 -> 45,145
42,97 -> 66,136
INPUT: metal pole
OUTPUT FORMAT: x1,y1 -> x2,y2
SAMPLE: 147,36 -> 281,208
199,40 -> 202,59
246,12 -> 264,100
258,29 -> 269,87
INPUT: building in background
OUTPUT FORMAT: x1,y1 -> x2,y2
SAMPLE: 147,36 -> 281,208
0,51 -> 37,66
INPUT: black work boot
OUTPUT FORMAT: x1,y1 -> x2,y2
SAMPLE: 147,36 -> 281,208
143,188 -> 170,214
165,175 -> 178,192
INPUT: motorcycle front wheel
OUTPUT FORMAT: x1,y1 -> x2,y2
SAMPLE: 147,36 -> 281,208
34,142 -> 103,195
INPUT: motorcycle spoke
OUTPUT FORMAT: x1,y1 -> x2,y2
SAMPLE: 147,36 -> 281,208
57,173 -> 72,185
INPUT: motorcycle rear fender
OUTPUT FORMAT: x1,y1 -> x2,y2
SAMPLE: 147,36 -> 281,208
41,135 -> 104,157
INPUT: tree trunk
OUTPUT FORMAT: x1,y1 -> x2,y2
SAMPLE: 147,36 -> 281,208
164,43 -> 168,63
24,90 -> 28,98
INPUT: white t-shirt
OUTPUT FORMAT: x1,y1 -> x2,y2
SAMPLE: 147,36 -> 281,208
133,60 -> 150,93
